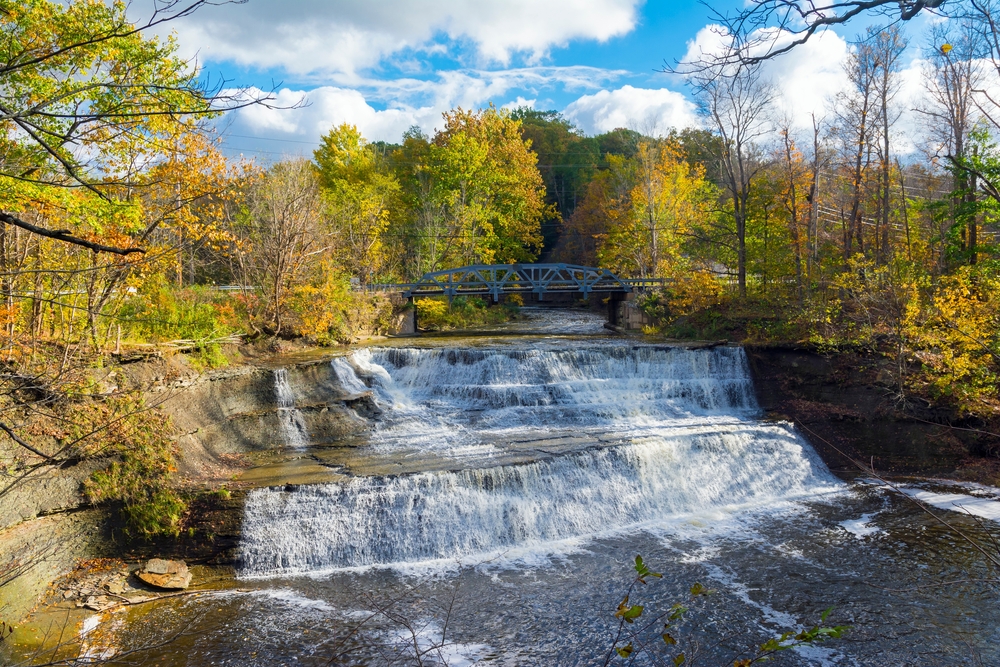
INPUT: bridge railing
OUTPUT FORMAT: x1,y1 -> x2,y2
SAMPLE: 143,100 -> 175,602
365,265 -> 670,300
364,263 -> 665,301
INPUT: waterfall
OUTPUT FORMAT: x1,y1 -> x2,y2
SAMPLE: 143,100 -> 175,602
241,345 -> 841,577
352,345 -> 761,455
274,368 -> 309,450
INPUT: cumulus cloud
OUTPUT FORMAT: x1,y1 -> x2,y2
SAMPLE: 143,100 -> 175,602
564,86 -> 700,135
227,87 -> 436,147
166,0 -> 640,79
678,25 -> 938,154
221,66 -> 626,157
680,25 -> 851,130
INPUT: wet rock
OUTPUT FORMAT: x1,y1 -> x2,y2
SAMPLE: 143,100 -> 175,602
83,595 -> 115,611
135,559 -> 192,590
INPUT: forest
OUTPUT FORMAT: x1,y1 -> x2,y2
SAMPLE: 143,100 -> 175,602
2,0 -> 1000,537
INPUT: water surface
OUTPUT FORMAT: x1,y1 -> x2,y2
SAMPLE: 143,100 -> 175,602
12,309 -> 1000,666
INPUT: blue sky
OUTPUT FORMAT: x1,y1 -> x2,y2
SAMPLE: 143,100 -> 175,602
160,0 -> 940,160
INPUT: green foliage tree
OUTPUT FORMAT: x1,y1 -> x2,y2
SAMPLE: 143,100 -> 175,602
510,108 -> 600,252
315,123 -> 403,284
432,106 -> 548,265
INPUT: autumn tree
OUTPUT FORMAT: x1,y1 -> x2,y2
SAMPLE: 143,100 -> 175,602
0,0 -> 271,254
694,60 -> 774,297
315,124 -> 402,284
228,159 -> 323,335
427,106 -> 548,267
598,140 -> 715,280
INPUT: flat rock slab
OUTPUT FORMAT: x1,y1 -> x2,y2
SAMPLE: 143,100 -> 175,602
136,559 -> 192,590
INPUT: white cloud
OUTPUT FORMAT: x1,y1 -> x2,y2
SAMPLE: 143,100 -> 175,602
680,25 -> 851,130
758,30 -> 851,129
225,87 -> 439,151
677,25 -> 936,155
221,65 -> 627,157
166,0 -> 640,79
502,96 -> 537,110
563,86 -> 700,135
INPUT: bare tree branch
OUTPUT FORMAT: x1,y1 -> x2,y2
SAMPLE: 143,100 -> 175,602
674,0 -> 948,72
0,212 -> 144,256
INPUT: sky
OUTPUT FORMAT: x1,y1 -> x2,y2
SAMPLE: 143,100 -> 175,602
152,0 -> 947,161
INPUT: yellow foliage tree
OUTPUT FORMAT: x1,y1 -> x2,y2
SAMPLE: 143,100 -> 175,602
598,140 -> 715,280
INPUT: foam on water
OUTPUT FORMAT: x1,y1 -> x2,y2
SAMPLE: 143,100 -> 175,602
898,486 -> 1000,522
240,346 -> 842,577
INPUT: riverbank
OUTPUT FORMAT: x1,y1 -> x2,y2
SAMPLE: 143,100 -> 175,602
747,345 -> 1000,484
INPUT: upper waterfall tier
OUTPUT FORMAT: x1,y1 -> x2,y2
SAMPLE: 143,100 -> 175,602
336,345 -> 760,458
367,345 -> 757,413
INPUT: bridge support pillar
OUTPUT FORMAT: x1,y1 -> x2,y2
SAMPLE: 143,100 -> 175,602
607,292 -> 626,326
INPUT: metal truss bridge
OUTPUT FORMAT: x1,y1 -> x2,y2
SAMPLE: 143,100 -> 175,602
372,263 -> 664,301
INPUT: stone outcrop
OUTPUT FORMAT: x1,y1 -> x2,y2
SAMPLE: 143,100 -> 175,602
148,357 -> 377,481
746,346 -> 1000,481
0,351 -> 379,625
135,558 -> 192,590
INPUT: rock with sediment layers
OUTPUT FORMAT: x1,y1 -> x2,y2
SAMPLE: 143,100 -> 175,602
135,559 -> 191,590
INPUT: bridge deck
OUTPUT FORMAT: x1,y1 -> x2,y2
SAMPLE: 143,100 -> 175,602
368,263 -> 666,301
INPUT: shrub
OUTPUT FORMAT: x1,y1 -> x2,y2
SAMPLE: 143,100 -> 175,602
291,271 -> 397,344
81,397 -> 186,539
415,296 -> 520,330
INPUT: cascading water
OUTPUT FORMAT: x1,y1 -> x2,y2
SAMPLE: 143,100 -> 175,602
273,368 -> 309,450
23,315 -> 1000,665
241,346 -> 841,577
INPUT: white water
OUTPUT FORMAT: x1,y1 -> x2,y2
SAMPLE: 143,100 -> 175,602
241,346 -> 842,577
898,486 -> 1000,522
273,368 -> 309,450
348,345 -> 761,456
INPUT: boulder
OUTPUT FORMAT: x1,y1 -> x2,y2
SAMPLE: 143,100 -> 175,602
135,559 -> 192,590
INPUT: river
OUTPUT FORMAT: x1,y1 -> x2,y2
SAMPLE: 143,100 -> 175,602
13,308 -> 1000,665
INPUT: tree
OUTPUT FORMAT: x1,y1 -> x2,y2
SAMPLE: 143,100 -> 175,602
315,124 -> 402,284
694,60 -> 774,297
427,106 -> 547,266
551,171 -> 615,266
835,32 -> 879,261
509,108 -> 600,254
599,140 -> 715,279
920,20 -> 987,265
777,123 -> 809,301
230,159 -> 323,335
0,0 -> 275,256
870,26 -> 909,265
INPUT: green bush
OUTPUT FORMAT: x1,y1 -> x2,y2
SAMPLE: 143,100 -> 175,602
117,282 -> 243,344
415,296 -> 520,330
82,397 -> 186,539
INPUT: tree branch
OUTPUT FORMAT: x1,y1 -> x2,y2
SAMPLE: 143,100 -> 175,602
0,421 -> 52,460
0,212 -> 144,256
